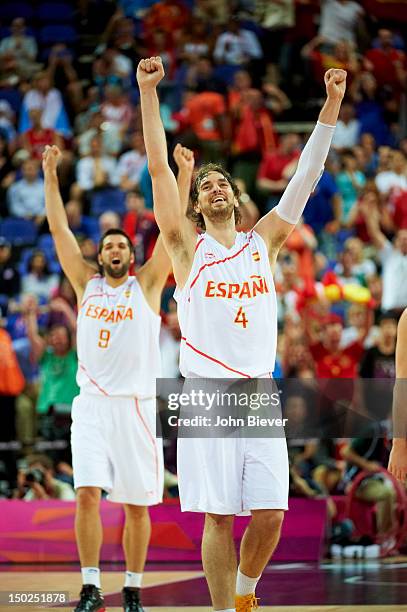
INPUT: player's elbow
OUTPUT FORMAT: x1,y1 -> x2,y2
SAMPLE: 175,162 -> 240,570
148,159 -> 169,178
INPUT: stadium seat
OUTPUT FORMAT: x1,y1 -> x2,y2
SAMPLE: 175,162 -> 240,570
37,3 -> 74,24
37,233 -> 56,255
0,3 -> 34,22
90,189 -> 126,217
0,218 -> 37,246
0,89 -> 23,115
39,25 -> 77,46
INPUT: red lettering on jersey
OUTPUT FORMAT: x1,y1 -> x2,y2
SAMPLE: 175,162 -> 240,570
85,305 -> 95,318
98,308 -> 109,319
205,281 -> 216,297
116,309 -> 124,322
217,282 -> 227,297
124,308 -> 133,320
105,311 -> 115,323
228,284 -> 240,298
239,282 -> 251,298
204,277 -> 270,300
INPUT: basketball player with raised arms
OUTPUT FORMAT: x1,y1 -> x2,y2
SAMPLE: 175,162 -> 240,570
388,308 -> 407,483
42,145 -> 171,612
137,57 -> 346,612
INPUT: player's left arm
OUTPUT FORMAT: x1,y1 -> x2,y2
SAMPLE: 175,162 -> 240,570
137,235 -> 172,313
254,69 -> 347,264
388,309 -> 407,482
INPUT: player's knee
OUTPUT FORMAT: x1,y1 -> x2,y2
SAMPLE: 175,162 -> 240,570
76,487 -> 101,510
124,504 -> 149,520
205,513 -> 234,531
251,509 -> 285,533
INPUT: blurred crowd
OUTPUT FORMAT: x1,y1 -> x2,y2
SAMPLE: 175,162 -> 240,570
0,0 -> 406,550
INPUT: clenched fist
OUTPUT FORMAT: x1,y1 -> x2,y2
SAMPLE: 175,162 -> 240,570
173,143 -> 195,174
42,145 -> 61,174
136,56 -> 165,91
324,68 -> 347,100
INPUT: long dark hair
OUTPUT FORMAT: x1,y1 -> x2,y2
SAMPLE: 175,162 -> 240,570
188,163 -> 242,230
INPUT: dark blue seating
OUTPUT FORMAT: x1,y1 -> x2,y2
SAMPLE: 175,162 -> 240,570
90,189 -> 126,217
0,3 -> 34,22
39,25 -> 77,46
0,218 -> 37,246
37,3 -> 74,23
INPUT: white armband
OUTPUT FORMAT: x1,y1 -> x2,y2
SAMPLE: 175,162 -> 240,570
274,121 -> 336,225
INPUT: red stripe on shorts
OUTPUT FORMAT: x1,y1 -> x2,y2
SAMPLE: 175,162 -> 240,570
135,397 -> 159,498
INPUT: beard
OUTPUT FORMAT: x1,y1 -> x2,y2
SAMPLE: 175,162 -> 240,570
201,199 -> 235,225
102,260 -> 131,279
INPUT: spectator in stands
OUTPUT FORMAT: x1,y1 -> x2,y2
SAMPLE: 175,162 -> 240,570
307,313 -> 366,378
343,236 -> 376,281
257,133 -> 301,211
76,135 -> 119,194
331,102 -> 360,150
358,132 -> 379,177
334,247 -> 364,286
0,18 -> 38,80
336,149 -> 366,226
364,29 -> 407,101
77,110 -> 122,158
21,250 -> 59,301
231,88 -> 277,197
178,16 -> 214,63
20,71 -> 71,138
122,190 -> 159,266
352,72 -> 392,146
0,134 -> 15,216
93,46 -> 133,91
342,434 -> 396,537
98,210 -> 121,235
302,38 -> 359,90
65,199 -> 94,240
100,85 -> 133,134
24,298 -> 79,417
213,16 -> 263,67
318,0 -> 365,49
117,131 -> 147,191
17,454 -> 75,501
21,108 -> 64,161
361,202 -> 407,312
302,169 -> 341,241
393,190 -> 407,230
6,159 -> 45,223
0,237 -> 20,300
360,311 -> 397,379
375,150 -> 407,197
47,44 -> 84,117
0,101 -> 17,145
175,83 -> 229,164
284,219 -> 317,285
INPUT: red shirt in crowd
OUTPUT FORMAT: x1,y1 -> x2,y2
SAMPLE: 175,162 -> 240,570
364,47 -> 407,91
24,128 -> 57,160
258,149 -> 300,182
310,341 -> 364,378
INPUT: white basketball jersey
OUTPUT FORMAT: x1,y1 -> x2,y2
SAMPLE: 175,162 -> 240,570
77,275 -> 161,397
174,230 -> 277,378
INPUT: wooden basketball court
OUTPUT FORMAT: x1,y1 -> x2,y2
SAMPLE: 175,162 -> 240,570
1,561 -> 406,611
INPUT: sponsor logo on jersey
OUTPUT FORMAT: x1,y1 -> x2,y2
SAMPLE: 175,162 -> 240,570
251,250 -> 260,262
124,289 -> 131,298
204,251 -> 216,261
204,275 -> 269,299
85,304 -> 133,323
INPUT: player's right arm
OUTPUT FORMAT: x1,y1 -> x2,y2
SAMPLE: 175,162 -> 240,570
42,146 -> 96,301
388,309 -> 407,482
137,57 -> 196,287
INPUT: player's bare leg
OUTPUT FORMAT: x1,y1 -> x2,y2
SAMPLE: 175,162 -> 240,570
75,487 -> 103,566
122,504 -> 151,572
202,513 -> 236,610
236,509 -> 284,610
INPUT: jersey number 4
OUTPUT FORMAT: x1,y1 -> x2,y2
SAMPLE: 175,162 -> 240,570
98,329 -> 111,348
234,307 -> 248,328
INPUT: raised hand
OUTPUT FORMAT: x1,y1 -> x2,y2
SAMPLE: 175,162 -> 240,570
173,143 -> 195,174
42,145 -> 61,175
136,56 -> 165,91
324,68 -> 347,100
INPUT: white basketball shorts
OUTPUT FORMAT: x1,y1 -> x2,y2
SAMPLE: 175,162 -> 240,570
71,392 -> 164,505
177,435 -> 289,515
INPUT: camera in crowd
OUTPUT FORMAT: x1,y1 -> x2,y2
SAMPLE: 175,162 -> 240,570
24,468 -> 46,488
